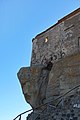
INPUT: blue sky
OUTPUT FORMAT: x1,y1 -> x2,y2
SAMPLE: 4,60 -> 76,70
0,0 -> 79,120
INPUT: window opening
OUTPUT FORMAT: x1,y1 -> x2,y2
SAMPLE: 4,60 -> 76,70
78,37 -> 80,46
45,37 -> 48,43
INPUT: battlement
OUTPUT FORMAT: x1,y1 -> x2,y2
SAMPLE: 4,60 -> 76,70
31,8 -> 80,66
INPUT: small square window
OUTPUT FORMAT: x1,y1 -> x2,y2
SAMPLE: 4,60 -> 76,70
45,37 -> 48,43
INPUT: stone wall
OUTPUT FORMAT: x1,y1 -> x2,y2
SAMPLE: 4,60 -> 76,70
31,11 -> 80,66
27,91 -> 80,120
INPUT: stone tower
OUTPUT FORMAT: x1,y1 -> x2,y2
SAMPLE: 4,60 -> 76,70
31,8 -> 80,66
17,8 -> 80,120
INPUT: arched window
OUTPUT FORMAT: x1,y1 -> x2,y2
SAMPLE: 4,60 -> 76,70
45,37 -> 48,43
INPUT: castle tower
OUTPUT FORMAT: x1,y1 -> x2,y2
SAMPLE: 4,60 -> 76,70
17,8 -> 80,120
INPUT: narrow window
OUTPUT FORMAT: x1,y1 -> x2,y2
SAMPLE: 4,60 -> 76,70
45,37 -> 48,43
78,37 -> 80,46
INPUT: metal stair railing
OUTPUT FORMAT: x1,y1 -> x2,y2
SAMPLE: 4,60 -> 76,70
13,84 -> 80,120
13,108 -> 33,120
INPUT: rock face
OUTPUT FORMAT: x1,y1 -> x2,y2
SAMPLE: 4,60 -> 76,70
46,53 -> 80,100
18,53 -> 80,119
17,65 -> 50,109
18,53 -> 80,108
17,8 -> 80,120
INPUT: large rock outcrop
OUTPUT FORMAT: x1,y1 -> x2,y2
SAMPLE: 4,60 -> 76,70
46,53 -> 80,101
17,53 -> 80,110
17,65 -> 50,109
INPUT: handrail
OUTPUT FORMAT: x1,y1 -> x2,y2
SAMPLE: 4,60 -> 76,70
13,108 -> 33,120
55,84 -> 80,106
13,84 -> 80,120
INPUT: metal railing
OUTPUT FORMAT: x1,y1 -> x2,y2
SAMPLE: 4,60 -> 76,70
13,108 -> 33,120
13,84 -> 80,120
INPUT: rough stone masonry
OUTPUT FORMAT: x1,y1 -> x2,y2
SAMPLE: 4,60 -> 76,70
17,8 -> 80,120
